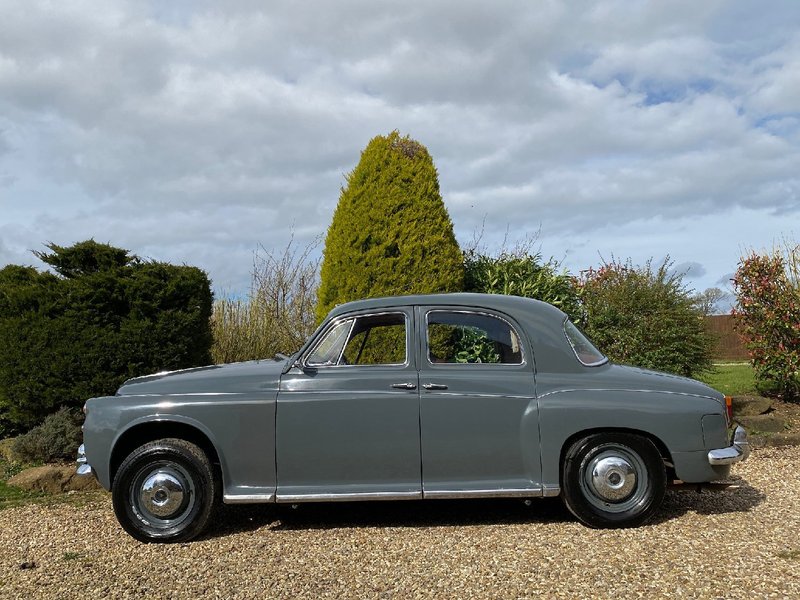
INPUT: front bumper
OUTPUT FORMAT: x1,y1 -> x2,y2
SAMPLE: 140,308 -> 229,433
76,443 -> 93,476
708,425 -> 750,466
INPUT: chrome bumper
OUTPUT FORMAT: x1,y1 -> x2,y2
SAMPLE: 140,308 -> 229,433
76,443 -> 93,476
708,426 -> 751,466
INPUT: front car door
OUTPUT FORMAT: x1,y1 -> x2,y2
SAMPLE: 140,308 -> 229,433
276,309 -> 421,501
417,306 -> 543,497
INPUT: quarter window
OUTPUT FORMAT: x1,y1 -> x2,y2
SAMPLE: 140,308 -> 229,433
427,312 -> 523,365
307,313 -> 407,367
564,319 -> 607,366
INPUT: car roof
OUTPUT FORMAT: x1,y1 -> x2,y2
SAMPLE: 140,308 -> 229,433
327,292 -> 564,320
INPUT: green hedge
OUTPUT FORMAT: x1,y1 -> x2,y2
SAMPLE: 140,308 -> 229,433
0,240 -> 213,432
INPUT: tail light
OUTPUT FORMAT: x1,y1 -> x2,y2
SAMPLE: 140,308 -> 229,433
724,395 -> 733,425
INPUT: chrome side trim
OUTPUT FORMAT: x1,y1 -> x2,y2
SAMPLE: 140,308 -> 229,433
537,388 -> 722,401
542,484 -> 561,498
708,426 -> 750,466
424,487 -> 542,499
223,493 -> 276,504
276,491 -> 422,503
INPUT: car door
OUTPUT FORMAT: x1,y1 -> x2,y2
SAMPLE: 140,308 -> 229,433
276,309 -> 422,501
417,306 -> 543,497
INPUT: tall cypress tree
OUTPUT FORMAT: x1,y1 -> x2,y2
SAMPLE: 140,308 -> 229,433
317,131 -> 464,320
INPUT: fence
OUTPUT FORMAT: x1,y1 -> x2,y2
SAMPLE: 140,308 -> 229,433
705,315 -> 749,361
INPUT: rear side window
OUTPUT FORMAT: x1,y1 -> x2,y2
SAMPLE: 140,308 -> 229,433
427,311 -> 523,365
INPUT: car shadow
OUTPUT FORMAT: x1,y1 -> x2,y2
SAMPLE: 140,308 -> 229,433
205,497 -> 572,538
203,478 -> 765,539
652,476 -> 765,524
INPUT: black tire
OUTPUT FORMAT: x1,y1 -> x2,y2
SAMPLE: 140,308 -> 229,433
112,438 -> 218,543
561,432 -> 666,528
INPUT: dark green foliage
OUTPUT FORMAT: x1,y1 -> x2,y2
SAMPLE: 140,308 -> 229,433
463,250 -> 584,324
317,131 -> 464,321
0,241 -> 213,432
12,407 -> 83,463
578,258 -> 713,378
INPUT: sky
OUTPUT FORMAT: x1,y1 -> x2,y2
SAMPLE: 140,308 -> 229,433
1,1 -> 798,306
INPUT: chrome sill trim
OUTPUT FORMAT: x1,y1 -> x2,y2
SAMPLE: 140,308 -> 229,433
223,493 -> 275,504
542,484 -> 561,498
424,487 -> 542,499
277,491 -> 422,503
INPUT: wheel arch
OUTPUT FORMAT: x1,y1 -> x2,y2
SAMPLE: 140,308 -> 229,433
110,419 -> 222,486
558,427 -> 676,484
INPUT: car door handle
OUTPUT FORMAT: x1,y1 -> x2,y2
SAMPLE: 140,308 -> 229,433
391,382 -> 417,390
422,383 -> 448,390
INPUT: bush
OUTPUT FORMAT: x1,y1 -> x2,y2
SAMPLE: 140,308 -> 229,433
316,131 -> 464,321
732,244 -> 800,401
12,407 -> 83,463
0,240 -> 213,432
464,248 -> 584,324
212,237 -> 320,363
578,258 -> 713,378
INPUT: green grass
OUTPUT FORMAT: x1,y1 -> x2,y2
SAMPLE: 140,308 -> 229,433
698,362 -> 757,396
0,457 -> 43,509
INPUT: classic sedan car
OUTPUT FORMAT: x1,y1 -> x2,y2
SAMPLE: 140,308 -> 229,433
77,293 -> 749,542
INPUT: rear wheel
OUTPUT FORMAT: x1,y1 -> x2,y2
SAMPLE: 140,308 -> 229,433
562,432 -> 666,528
112,438 -> 218,543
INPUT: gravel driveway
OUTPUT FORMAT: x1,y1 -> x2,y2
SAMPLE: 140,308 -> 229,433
2,446 -> 799,599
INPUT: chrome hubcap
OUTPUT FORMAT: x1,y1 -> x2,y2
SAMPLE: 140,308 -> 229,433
579,444 -> 649,513
130,462 -> 196,528
140,471 -> 186,518
589,456 -> 636,501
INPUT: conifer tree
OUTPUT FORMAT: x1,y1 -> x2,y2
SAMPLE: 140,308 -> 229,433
317,132 -> 463,320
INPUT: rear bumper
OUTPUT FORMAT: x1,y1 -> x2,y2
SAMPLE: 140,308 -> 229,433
76,443 -> 93,477
708,426 -> 750,466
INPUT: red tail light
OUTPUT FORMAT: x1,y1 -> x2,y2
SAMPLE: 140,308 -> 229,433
724,395 -> 733,424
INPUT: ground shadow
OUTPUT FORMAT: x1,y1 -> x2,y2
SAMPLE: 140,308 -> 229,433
205,497 -> 571,539
203,478 -> 765,539
653,476 -> 765,524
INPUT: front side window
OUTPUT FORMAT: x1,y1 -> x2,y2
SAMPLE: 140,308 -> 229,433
306,313 -> 407,367
564,319 -> 607,366
427,311 -> 523,365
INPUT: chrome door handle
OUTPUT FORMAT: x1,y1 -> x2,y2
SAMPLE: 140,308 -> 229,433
422,383 -> 448,390
391,382 -> 417,390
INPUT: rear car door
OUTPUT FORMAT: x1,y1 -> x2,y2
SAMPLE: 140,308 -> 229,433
417,306 -> 542,497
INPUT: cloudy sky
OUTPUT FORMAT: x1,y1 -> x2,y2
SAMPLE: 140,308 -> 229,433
1,1 -> 798,302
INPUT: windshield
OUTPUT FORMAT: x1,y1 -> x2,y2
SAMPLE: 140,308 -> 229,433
564,319 -> 607,366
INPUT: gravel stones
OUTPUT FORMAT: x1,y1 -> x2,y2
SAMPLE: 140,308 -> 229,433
2,446 -> 800,599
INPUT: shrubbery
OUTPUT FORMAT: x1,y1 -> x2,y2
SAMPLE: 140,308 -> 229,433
578,258 -> 713,378
464,248 -> 584,324
0,240 -> 213,432
733,243 -> 800,401
212,238 -> 319,363
316,131 -> 464,321
12,407 -> 83,463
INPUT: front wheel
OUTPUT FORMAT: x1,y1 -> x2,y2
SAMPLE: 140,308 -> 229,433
112,438 -> 218,543
561,432 -> 666,528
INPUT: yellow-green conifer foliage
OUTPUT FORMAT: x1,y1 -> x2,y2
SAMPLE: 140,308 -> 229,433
317,132 -> 464,320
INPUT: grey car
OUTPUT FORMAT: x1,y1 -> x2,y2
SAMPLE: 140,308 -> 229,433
77,293 -> 749,542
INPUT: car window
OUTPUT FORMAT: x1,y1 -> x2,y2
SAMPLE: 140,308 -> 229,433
306,319 -> 353,366
427,311 -> 523,364
307,313 -> 407,367
341,313 -> 406,365
564,319 -> 607,366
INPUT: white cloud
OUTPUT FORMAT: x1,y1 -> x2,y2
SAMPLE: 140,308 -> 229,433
0,0 -> 798,297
